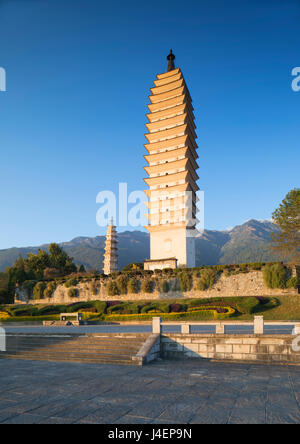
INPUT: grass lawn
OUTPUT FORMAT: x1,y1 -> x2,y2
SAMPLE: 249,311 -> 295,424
252,295 -> 300,321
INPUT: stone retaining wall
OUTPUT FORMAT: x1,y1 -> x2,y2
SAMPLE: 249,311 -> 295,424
15,269 -> 299,305
161,334 -> 300,365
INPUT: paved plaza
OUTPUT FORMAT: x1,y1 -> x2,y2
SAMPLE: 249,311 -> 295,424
0,358 -> 300,424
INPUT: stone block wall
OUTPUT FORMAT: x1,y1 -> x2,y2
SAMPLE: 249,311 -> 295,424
161,334 -> 300,365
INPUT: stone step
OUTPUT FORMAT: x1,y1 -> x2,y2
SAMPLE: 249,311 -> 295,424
6,337 -> 147,346
5,344 -> 143,353
2,349 -> 136,359
1,333 -> 149,366
6,334 -> 148,339
5,341 -> 142,351
0,355 -> 137,365
5,338 -> 146,346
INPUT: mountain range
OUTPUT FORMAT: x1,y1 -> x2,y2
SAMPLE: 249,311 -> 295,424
0,219 -> 279,272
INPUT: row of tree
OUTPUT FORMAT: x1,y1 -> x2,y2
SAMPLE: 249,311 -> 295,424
4,243 -> 84,302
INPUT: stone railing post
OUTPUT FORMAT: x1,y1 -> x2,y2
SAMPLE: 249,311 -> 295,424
152,317 -> 161,334
292,323 -> 300,335
181,323 -> 191,334
216,323 -> 225,334
254,315 -> 264,334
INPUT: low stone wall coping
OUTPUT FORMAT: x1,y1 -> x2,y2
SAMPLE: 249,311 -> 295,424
133,334 -> 161,365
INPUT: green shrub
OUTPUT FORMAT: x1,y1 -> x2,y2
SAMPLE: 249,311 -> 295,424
38,305 -> 66,315
11,306 -> 39,317
286,276 -> 299,289
197,268 -> 217,291
250,263 -> 263,270
89,281 -> 98,295
141,279 -> 153,293
109,303 -> 124,315
107,280 -> 119,296
179,272 -> 192,292
157,302 -> 170,313
239,264 -> 248,272
65,302 -> 94,312
261,297 -> 279,310
116,275 -> 128,294
33,282 -> 46,300
44,282 -> 56,299
197,280 -> 207,291
140,303 -> 160,314
104,306 -> 235,322
160,280 -> 169,293
263,264 -> 287,289
127,278 -> 139,294
65,278 -> 78,288
94,300 -> 107,314
272,264 -> 287,288
68,288 -> 78,298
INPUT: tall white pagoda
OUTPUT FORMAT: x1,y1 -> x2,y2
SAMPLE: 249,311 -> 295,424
103,219 -> 118,275
144,50 -> 199,270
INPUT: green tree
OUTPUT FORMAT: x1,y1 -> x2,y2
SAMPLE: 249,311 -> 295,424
26,250 -> 51,279
8,255 -> 25,282
271,189 -> 300,264
48,243 -> 77,274
123,263 -> 143,272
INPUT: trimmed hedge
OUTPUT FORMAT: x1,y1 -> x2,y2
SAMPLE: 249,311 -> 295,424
104,306 -> 236,322
236,297 -> 261,314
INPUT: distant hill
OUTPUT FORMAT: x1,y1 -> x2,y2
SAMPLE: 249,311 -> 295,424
0,219 -> 279,272
196,219 -> 279,266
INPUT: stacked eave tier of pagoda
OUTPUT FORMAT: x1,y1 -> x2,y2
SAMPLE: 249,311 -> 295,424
104,227 -> 118,254
144,68 -> 199,231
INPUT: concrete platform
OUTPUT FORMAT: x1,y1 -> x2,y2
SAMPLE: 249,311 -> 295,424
0,359 -> 300,424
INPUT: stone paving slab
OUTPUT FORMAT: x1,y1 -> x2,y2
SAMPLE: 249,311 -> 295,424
0,359 -> 300,424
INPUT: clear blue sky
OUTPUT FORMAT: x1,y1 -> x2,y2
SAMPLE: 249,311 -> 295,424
0,0 -> 299,249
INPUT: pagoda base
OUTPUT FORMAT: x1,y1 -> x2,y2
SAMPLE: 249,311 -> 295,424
144,257 -> 177,271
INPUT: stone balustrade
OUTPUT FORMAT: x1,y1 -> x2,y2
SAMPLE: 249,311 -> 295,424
151,317 -> 300,365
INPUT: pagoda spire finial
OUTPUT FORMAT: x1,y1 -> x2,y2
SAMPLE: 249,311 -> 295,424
167,49 -> 175,72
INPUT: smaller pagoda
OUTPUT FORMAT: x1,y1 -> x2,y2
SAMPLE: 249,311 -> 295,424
103,219 -> 118,275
